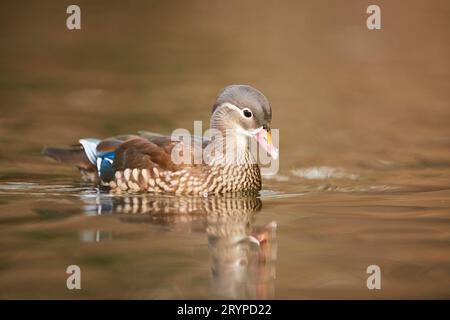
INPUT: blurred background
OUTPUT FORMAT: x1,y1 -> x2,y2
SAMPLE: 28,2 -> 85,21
0,0 -> 449,299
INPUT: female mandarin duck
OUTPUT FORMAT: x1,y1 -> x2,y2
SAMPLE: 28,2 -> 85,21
43,85 -> 278,195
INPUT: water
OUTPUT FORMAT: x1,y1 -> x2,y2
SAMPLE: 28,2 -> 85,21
0,0 -> 450,299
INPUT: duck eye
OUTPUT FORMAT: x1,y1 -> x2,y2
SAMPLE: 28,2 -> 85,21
242,109 -> 252,118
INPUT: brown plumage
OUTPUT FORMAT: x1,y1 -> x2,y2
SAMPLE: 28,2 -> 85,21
42,85 -> 277,195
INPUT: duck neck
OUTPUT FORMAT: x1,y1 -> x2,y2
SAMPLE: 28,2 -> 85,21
205,130 -> 256,167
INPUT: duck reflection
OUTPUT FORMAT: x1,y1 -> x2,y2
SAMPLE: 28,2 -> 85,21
81,192 -> 277,299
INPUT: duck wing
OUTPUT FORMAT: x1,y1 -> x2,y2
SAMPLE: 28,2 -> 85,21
43,132 -> 202,184
139,130 -> 210,149
113,137 -> 181,173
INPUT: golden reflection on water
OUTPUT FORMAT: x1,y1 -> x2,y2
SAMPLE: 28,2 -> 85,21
81,193 -> 277,299
0,0 -> 450,299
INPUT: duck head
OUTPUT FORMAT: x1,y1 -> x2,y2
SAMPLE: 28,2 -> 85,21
210,85 -> 278,160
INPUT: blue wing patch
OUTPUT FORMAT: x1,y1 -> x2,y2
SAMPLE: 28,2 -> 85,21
96,151 -> 116,182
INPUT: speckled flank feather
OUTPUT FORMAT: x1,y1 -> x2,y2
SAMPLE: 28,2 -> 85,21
109,163 -> 261,195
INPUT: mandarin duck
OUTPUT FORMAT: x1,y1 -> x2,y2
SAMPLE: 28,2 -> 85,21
43,85 -> 278,195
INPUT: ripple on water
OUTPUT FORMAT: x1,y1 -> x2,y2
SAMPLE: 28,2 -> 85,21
291,166 -> 359,180
0,181 -> 97,196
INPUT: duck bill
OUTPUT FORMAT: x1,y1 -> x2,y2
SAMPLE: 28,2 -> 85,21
255,128 -> 279,160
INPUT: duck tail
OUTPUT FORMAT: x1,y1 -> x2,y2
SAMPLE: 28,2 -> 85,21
41,146 -> 93,170
42,138 -> 101,171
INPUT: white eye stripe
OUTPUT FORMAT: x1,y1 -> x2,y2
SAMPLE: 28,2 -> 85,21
215,103 -> 253,119
215,102 -> 241,114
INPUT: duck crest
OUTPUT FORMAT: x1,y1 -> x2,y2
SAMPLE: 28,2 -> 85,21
42,85 -> 275,195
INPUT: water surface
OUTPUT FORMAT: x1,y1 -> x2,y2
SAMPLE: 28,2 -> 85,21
0,0 -> 449,299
